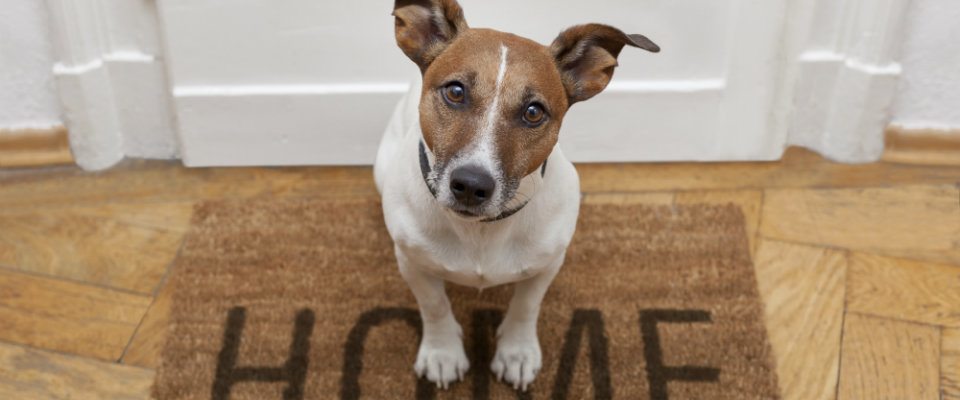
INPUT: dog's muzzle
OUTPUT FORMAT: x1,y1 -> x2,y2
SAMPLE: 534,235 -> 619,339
418,141 -> 546,223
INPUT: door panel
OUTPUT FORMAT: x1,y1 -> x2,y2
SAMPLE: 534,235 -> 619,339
158,0 -> 788,166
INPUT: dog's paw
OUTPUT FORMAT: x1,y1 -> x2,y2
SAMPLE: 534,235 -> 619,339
491,335 -> 542,392
414,338 -> 470,389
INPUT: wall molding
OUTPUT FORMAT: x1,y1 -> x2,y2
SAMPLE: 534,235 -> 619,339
882,125 -> 960,166
784,0 -> 912,163
0,126 -> 74,168
44,0 -> 177,171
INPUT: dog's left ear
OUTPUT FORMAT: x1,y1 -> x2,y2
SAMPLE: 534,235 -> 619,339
551,24 -> 659,104
393,0 -> 469,72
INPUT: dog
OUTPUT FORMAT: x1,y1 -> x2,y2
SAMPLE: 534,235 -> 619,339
374,0 -> 659,391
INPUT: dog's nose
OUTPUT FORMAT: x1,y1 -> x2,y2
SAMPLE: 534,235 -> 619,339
450,165 -> 495,207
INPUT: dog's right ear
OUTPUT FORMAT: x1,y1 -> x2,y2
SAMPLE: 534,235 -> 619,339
393,0 -> 469,72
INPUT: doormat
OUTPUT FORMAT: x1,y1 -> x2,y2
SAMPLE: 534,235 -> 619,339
154,198 -> 779,399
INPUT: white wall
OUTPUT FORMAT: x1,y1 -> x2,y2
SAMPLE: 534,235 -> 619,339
891,0 -> 960,132
0,0 -> 62,132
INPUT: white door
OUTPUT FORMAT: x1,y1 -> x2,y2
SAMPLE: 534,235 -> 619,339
156,0 -> 789,166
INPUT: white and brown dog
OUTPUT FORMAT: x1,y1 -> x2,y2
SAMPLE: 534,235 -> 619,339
374,0 -> 659,391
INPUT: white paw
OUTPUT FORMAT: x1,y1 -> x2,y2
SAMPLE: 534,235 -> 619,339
491,335 -> 542,391
414,335 -> 470,389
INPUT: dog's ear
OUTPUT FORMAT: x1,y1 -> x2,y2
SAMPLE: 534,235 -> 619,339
393,0 -> 469,71
551,24 -> 659,104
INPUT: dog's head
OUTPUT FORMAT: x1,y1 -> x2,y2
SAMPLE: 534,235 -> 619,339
394,0 -> 659,220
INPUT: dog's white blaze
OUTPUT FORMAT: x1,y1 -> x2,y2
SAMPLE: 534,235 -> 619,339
480,45 -> 509,140
471,45 -> 509,177
446,45 -> 508,222
436,45 -> 513,223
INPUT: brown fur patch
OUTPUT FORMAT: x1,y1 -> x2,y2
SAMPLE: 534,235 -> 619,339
421,29 -> 569,182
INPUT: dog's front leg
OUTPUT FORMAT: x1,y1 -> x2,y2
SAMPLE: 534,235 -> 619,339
492,257 -> 564,391
396,248 -> 469,389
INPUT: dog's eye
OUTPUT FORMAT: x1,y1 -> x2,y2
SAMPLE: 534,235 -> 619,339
442,83 -> 466,105
523,103 -> 546,126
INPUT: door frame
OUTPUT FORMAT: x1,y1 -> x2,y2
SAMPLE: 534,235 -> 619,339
46,0 -> 912,169
44,0 -> 177,170
777,0 -> 913,162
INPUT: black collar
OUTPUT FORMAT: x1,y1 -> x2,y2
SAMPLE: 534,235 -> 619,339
419,141 -> 547,223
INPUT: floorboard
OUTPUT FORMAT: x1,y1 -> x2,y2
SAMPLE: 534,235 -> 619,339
761,184 -> 960,265
837,313 -> 941,400
0,268 -> 152,361
847,252 -> 960,327
0,342 -> 153,399
754,239 -> 846,400
1,153 -> 957,396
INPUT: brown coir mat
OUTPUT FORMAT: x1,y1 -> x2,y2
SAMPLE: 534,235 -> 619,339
154,198 -> 779,399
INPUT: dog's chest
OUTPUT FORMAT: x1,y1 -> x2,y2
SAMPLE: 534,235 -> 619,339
402,225 -> 561,288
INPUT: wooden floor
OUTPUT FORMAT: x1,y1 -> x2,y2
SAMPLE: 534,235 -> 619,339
0,147 -> 957,399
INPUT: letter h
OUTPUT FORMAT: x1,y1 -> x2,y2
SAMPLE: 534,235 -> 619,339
211,307 -> 315,400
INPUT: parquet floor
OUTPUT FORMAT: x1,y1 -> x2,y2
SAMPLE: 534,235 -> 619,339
0,147 -> 957,399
